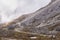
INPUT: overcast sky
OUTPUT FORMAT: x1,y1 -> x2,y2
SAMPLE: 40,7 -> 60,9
0,0 -> 51,24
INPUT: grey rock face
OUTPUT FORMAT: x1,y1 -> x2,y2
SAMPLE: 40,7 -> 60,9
21,0 -> 60,27
19,0 -> 60,34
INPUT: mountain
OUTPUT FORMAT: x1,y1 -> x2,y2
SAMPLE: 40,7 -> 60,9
1,0 -> 60,40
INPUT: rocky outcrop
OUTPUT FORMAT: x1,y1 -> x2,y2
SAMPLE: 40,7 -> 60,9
19,0 -> 60,34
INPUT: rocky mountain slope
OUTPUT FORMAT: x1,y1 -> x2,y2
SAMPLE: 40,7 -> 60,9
0,0 -> 60,40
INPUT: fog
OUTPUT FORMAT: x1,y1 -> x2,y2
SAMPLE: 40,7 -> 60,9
0,0 -> 51,24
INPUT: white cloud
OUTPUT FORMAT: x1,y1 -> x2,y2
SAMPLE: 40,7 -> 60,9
0,0 -> 51,24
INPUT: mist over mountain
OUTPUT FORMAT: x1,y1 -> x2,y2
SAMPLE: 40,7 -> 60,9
0,0 -> 51,24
